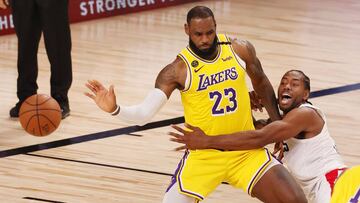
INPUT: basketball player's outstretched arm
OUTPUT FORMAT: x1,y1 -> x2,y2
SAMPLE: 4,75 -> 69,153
85,58 -> 185,125
231,39 -> 281,122
170,107 -> 318,151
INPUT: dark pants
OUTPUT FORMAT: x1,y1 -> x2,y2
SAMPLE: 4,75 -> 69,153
11,0 -> 72,106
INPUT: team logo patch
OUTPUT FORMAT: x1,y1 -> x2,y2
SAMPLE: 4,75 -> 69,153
191,60 -> 199,67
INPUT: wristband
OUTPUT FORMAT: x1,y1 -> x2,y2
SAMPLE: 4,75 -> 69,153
111,105 -> 120,116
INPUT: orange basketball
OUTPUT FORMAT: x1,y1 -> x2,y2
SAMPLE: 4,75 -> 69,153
19,94 -> 62,136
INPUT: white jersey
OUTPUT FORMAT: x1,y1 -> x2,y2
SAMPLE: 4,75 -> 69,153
283,103 -> 346,203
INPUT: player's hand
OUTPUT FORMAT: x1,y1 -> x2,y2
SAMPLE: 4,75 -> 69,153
169,123 -> 210,151
249,91 -> 263,112
84,80 -> 117,113
272,141 -> 285,160
0,0 -> 9,9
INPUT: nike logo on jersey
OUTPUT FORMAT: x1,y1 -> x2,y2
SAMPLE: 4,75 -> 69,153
221,56 -> 233,62
194,65 -> 205,73
197,67 -> 238,91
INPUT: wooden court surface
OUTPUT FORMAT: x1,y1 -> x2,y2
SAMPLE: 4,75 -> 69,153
0,0 -> 359,202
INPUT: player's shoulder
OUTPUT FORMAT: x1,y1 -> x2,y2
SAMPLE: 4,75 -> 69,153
173,56 -> 186,67
160,56 -> 186,72
170,56 -> 188,74
298,104 -> 323,118
157,57 -> 187,82
228,37 -> 253,50
228,37 -> 256,61
288,105 -> 315,116
284,104 -> 322,123
228,37 -> 248,46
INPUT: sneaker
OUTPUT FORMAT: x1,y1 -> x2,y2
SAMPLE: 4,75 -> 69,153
60,105 -> 70,119
9,101 -> 22,118
52,95 -> 70,119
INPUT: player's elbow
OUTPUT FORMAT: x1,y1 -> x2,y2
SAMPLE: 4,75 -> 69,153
117,88 -> 167,126
116,105 -> 156,126
130,108 -> 155,126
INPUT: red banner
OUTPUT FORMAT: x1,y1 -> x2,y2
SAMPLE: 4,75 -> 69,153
0,0 -> 198,36
0,6 -> 12,35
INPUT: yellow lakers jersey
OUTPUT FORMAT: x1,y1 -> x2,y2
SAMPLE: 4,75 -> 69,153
178,34 -> 254,136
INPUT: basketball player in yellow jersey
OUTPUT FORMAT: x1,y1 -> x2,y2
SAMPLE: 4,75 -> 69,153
331,165 -> 360,203
85,6 -> 306,203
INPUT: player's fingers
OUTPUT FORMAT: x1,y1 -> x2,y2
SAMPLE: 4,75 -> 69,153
258,105 -> 263,112
85,82 -> 97,94
93,79 -> 106,90
273,142 -> 282,153
249,91 -> 264,112
254,102 -> 263,112
277,152 -> 284,160
87,80 -> 96,86
85,81 -> 94,88
168,132 -> 183,139
254,101 -> 263,112
87,80 -> 99,91
175,145 -> 187,151
250,101 -> 256,110
171,124 -> 186,134
272,147 -> 280,155
184,123 -> 199,131
170,138 -> 185,144
109,85 -> 115,96
84,92 -> 95,100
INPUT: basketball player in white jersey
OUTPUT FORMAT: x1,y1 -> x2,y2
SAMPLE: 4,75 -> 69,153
170,70 -> 347,203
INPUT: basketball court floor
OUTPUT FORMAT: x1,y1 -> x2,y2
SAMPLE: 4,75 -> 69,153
0,0 -> 359,202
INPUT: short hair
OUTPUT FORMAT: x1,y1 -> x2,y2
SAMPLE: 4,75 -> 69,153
286,69 -> 311,91
187,6 -> 215,24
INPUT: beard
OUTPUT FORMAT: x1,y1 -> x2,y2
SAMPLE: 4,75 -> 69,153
279,99 -> 303,114
189,37 -> 218,60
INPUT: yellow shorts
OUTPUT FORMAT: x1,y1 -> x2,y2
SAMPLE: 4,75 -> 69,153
169,148 -> 275,200
331,165 -> 360,203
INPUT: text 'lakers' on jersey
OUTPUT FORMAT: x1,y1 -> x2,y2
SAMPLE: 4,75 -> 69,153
178,34 -> 254,136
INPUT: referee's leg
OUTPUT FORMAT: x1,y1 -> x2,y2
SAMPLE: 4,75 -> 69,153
38,0 -> 72,116
10,0 -> 41,117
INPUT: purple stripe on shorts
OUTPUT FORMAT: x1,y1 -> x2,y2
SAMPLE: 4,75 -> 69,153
165,150 -> 189,192
247,148 -> 271,195
165,150 -> 204,200
176,151 -> 204,200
